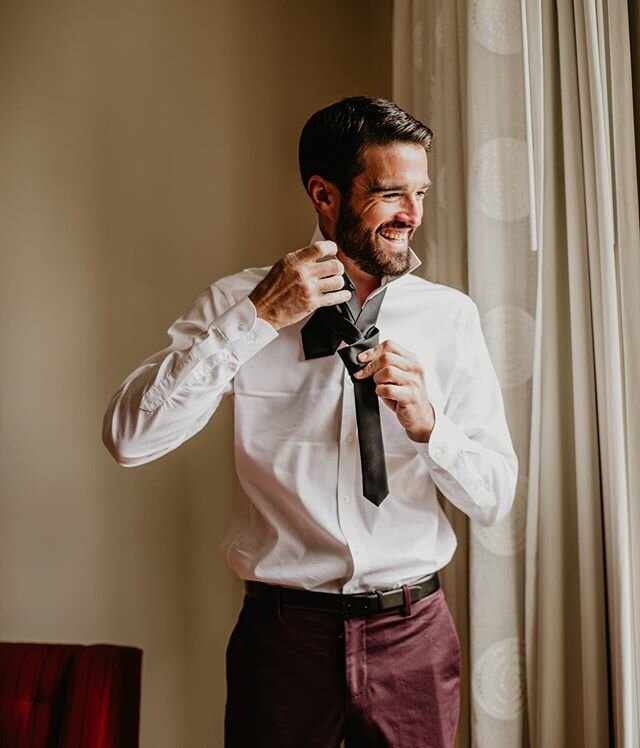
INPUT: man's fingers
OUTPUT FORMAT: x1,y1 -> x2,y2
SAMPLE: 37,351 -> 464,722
313,258 -> 344,279
375,383 -> 410,402
358,340 -> 414,363
297,240 -> 338,261
372,366 -> 412,386
317,289 -> 352,307
317,275 -> 345,294
354,352 -> 414,380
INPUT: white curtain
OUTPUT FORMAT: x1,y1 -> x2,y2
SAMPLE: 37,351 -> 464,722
394,2 -> 534,746
521,1 -> 640,746
394,0 -> 640,746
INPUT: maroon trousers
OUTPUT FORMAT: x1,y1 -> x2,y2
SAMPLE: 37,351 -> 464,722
225,587 -> 460,747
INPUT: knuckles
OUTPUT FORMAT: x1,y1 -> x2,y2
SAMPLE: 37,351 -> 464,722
292,264 -> 311,285
373,366 -> 397,383
328,259 -> 343,276
376,384 -> 392,398
281,252 -> 297,271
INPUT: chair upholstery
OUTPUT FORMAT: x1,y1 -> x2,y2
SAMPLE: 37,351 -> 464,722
0,643 -> 142,748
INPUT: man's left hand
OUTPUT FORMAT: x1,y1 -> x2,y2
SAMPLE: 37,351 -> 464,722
354,340 -> 435,443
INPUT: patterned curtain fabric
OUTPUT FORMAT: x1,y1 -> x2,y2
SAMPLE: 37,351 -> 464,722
395,1 -> 640,746
393,2 -> 534,746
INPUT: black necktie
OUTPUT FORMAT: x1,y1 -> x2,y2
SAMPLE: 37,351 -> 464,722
301,277 -> 389,506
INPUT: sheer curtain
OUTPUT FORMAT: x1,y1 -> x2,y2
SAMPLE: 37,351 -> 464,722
394,2 -> 534,746
394,0 -> 640,746
521,1 -> 640,746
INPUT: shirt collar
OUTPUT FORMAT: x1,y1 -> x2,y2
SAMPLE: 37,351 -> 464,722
309,224 -> 421,291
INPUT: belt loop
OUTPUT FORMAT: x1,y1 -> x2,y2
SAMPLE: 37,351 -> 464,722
401,585 -> 412,617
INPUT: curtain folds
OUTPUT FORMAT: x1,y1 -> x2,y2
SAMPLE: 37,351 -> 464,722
394,2 -> 534,746
521,1 -> 640,745
394,0 -> 640,745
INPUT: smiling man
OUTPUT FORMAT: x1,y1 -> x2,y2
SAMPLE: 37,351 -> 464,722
103,97 -> 517,747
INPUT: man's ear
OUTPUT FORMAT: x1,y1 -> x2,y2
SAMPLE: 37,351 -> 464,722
307,176 -> 341,219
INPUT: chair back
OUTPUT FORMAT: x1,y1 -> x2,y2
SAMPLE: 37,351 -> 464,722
0,642 -> 142,747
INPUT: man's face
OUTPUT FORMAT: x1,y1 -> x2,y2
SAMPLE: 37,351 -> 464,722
335,142 -> 430,277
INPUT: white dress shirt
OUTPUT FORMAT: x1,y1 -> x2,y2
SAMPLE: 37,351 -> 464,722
103,229 -> 517,594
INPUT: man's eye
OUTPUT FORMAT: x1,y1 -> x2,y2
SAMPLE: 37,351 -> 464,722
383,193 -> 401,199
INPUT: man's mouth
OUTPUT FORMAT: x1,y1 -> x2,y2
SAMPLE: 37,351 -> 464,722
377,228 -> 410,244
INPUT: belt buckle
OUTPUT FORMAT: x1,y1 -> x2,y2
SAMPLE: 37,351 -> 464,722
376,590 -> 388,613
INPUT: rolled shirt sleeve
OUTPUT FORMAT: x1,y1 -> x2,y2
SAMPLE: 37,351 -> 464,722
416,300 -> 518,526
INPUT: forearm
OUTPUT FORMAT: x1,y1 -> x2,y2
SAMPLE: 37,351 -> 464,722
102,347 -> 234,466
419,405 -> 518,525
102,289 -> 278,466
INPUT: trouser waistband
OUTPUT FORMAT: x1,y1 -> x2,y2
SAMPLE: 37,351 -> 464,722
244,573 -> 440,618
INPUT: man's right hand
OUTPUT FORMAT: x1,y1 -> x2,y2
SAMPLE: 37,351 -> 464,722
248,241 -> 351,330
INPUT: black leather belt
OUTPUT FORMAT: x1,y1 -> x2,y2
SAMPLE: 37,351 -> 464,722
245,573 -> 440,619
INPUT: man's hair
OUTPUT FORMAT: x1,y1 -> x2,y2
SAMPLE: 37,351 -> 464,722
298,96 -> 433,196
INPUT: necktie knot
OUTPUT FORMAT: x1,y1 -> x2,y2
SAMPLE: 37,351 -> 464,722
338,328 -> 380,377
301,280 -> 389,506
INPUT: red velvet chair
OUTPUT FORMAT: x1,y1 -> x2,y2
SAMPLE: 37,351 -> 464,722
0,643 -> 142,747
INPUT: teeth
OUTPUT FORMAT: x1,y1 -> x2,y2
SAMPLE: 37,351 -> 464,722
380,232 -> 406,241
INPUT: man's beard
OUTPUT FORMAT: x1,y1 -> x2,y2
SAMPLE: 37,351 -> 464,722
334,199 -> 414,278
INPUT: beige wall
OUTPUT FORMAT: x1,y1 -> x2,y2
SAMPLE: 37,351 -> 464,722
0,1 -> 391,745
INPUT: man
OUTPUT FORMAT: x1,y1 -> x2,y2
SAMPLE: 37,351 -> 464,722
103,96 -> 517,747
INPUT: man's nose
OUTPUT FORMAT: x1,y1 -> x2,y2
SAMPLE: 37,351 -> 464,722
396,195 -> 422,225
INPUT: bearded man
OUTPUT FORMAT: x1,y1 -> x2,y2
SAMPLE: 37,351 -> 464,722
103,96 -> 517,748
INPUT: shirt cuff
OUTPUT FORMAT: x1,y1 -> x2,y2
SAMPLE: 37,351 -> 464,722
211,295 -> 278,363
415,403 -> 499,522
414,403 -> 462,472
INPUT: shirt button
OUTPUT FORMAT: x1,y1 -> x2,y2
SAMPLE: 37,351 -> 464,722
344,433 -> 354,445
432,447 -> 442,460
343,495 -> 351,503
246,331 -> 257,343
237,322 -> 248,332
